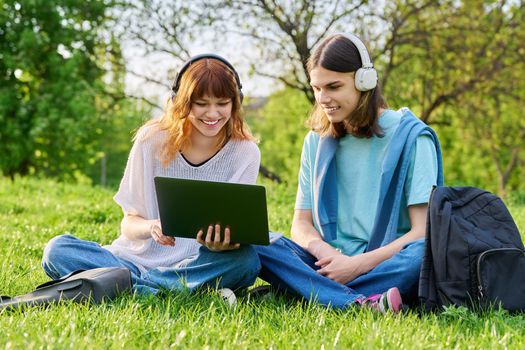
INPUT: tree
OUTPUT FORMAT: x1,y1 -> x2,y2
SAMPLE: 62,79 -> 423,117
110,0 -> 213,109
208,0 -> 369,104
372,0 -> 525,195
378,0 -> 524,124
109,0 -> 525,193
0,0 -> 113,179
439,58 -> 525,197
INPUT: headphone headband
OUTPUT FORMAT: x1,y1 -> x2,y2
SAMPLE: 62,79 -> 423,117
342,33 -> 373,68
171,53 -> 243,102
336,33 -> 378,91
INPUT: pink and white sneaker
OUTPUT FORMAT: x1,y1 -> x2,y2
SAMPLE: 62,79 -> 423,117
357,287 -> 403,314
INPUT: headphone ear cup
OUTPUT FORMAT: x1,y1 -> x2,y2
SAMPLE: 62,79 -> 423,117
354,67 -> 378,91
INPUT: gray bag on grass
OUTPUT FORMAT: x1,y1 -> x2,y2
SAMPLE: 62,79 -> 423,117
0,267 -> 131,312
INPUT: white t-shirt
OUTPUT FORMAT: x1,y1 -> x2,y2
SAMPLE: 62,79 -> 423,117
105,125 -> 261,273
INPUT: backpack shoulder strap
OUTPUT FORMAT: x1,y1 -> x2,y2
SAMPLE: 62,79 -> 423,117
36,269 -> 86,290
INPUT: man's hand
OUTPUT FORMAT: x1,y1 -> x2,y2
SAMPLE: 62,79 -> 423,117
315,253 -> 376,285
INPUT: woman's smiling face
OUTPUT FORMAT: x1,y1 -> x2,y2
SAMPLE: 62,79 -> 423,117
188,95 -> 232,140
309,66 -> 361,125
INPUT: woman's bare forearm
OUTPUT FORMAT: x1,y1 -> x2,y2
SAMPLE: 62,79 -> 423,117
120,214 -> 156,241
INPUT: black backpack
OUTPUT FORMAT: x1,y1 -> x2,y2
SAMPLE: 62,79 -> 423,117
418,186 -> 525,312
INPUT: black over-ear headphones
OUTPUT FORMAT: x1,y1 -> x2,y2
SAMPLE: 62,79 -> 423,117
170,53 -> 244,103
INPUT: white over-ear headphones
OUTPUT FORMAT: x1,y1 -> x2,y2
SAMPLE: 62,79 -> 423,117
342,33 -> 378,91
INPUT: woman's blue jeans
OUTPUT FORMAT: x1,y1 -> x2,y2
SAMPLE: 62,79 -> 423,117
254,237 -> 424,309
42,234 -> 261,295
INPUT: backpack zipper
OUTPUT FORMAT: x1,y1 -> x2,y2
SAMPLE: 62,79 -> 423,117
476,248 -> 524,300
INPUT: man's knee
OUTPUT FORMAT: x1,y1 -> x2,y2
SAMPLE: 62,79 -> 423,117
402,238 -> 425,256
401,239 -> 425,276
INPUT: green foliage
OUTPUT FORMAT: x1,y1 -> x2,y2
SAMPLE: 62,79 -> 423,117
2,177 -> 525,348
259,177 -> 296,235
435,90 -> 525,195
2,0 -> 525,197
250,87 -> 312,186
86,100 -> 148,188
0,0 -> 122,181
379,0 -> 525,196
244,1 -> 525,197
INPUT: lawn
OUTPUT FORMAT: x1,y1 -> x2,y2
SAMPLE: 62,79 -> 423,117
1,177 -> 525,349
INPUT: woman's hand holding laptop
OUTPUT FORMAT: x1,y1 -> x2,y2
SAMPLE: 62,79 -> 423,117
197,224 -> 241,251
150,220 -> 241,252
150,218 -> 240,251
150,219 -> 176,246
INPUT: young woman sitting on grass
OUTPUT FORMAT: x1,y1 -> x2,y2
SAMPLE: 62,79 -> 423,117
254,34 -> 444,313
42,54 -> 261,299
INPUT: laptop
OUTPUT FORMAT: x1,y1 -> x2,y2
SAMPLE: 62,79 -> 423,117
154,177 -> 270,245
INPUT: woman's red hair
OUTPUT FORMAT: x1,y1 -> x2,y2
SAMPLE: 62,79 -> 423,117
137,58 -> 255,165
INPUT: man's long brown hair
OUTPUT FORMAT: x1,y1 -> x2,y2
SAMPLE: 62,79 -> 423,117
307,34 -> 387,138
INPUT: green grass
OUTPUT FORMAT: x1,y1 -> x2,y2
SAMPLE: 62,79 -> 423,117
1,177 -> 525,349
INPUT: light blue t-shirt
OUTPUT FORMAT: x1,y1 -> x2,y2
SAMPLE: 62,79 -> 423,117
295,109 -> 438,256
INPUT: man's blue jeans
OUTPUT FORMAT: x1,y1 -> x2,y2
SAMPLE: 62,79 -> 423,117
42,234 -> 261,295
254,237 -> 424,309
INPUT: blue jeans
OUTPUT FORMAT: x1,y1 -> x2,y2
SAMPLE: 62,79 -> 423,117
254,237 -> 424,309
42,234 -> 261,295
